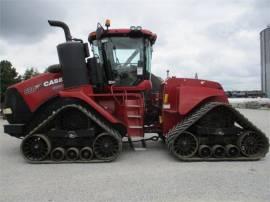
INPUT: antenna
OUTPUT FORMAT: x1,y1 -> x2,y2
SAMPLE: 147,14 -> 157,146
166,70 -> 170,78
195,72 -> 198,79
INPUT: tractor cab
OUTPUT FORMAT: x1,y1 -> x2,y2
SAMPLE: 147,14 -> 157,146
88,20 -> 156,89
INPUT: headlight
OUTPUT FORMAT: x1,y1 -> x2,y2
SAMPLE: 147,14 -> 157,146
136,26 -> 142,31
3,108 -> 12,115
130,26 -> 136,31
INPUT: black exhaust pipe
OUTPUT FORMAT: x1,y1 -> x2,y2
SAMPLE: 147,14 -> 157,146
48,20 -> 72,41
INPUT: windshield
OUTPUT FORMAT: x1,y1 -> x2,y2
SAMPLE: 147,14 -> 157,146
92,37 -> 152,86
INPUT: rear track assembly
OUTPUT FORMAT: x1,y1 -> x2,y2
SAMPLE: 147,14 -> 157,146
166,102 -> 269,161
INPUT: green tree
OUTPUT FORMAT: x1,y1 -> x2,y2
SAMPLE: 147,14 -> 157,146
23,67 -> 40,80
0,60 -> 21,103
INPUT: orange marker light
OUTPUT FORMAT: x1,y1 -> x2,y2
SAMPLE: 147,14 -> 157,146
105,19 -> 111,28
164,94 -> 169,104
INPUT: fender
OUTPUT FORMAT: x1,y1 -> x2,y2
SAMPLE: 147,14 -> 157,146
59,86 -> 121,125
178,85 -> 228,115
161,77 -> 228,134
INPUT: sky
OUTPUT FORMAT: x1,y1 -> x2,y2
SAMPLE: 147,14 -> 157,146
0,0 -> 269,90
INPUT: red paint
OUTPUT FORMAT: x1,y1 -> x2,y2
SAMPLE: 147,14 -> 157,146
160,77 -> 228,135
59,87 -> 121,124
8,71 -> 229,138
106,80 -> 152,92
61,89 -> 145,137
9,71 -> 145,136
12,72 -> 64,112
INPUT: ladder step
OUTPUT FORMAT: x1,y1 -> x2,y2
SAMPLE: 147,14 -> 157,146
127,115 -> 142,118
129,125 -> 143,129
126,105 -> 141,108
134,148 -> 147,151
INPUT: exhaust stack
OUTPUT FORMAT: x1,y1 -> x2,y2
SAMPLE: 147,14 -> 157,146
48,20 -> 72,41
48,20 -> 89,88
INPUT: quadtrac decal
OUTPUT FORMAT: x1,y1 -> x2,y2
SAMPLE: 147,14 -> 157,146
24,77 -> 63,95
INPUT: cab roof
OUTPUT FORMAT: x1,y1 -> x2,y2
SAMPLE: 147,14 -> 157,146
88,28 -> 157,45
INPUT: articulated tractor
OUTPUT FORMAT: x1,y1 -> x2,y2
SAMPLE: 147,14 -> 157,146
3,20 -> 269,163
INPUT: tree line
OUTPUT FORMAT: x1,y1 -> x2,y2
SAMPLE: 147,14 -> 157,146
0,60 -> 40,103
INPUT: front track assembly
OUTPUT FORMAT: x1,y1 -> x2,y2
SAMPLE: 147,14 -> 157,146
20,104 -> 122,163
167,102 -> 269,161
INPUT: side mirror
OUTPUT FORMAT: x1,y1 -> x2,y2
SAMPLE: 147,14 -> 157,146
87,57 -> 104,87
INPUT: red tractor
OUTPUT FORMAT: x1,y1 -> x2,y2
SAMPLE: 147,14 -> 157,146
3,20 -> 269,163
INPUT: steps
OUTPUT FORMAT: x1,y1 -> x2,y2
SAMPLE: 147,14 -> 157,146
125,99 -> 144,137
127,115 -> 142,118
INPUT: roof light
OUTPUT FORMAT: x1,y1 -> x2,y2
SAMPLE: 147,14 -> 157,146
130,26 -> 136,31
136,26 -> 142,30
105,19 -> 111,29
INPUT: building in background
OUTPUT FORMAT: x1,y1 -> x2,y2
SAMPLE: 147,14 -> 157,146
260,26 -> 270,98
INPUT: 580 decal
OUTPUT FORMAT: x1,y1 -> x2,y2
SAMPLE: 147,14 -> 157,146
24,77 -> 63,95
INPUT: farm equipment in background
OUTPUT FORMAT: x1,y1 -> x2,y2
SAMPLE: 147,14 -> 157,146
3,20 -> 269,163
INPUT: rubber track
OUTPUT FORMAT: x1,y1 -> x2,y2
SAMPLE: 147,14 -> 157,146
166,102 -> 269,161
22,104 -> 122,163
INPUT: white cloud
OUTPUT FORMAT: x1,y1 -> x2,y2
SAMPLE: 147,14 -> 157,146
0,0 -> 269,90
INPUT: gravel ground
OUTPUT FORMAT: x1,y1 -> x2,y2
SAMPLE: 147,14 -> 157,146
0,109 -> 269,202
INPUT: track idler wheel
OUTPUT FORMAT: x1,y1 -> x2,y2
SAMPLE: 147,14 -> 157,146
238,131 -> 269,157
66,147 -> 79,160
79,147 -> 94,161
93,132 -> 122,161
225,144 -> 240,157
212,145 -> 226,158
21,134 -> 51,161
171,131 -> 198,160
51,147 -> 65,161
198,145 -> 212,158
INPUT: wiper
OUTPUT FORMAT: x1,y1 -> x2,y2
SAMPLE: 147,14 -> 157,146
100,41 -> 114,82
107,38 -> 120,65
124,49 -> 139,66
113,46 -> 120,64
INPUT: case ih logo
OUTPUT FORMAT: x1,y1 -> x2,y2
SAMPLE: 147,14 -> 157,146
43,77 -> 63,87
24,77 -> 63,95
